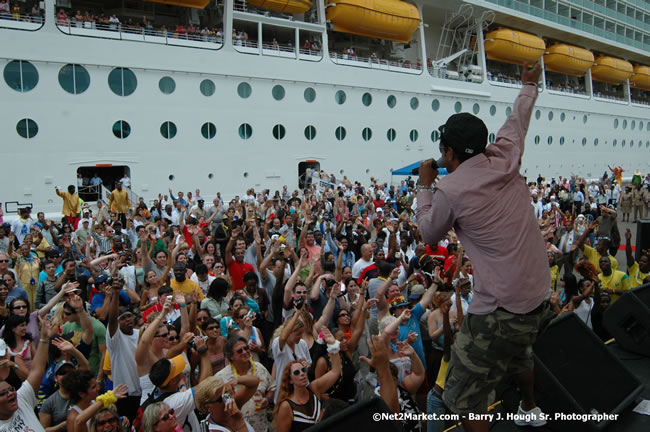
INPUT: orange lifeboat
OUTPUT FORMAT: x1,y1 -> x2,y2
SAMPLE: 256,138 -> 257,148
591,56 -> 633,84
248,0 -> 312,14
325,0 -> 420,43
145,0 -> 210,8
543,44 -> 594,77
630,65 -> 650,90
484,28 -> 545,65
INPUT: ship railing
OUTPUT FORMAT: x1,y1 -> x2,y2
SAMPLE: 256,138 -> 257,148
78,184 -> 102,203
631,98 -> 650,107
329,52 -> 422,74
56,20 -> 223,49
0,11 -> 44,30
234,41 -> 322,61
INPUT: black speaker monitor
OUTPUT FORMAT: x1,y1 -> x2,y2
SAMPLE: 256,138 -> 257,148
635,219 -> 650,262
603,283 -> 650,357
306,397 -> 402,432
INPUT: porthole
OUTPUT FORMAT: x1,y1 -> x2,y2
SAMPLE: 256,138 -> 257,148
534,135 -> 540,145
160,121 -> 177,139
472,103 -> 480,114
387,95 -> 397,108
535,110 -> 541,120
112,120 -> 130,139
159,76 -> 175,94
272,124 -> 286,140
594,138 -> 599,146
243,172 -> 249,178
560,112 -> 566,122
58,64 -> 90,95
362,127 -> 372,141
237,82 -> 252,98
613,139 -> 617,147
304,125 -> 316,140
239,123 -> 253,139
410,97 -> 419,110
4,60 -> 38,92
387,128 -> 397,142
201,122 -> 216,139
200,79 -> 215,96
365,169 -> 370,174
631,120 -> 636,130
304,87 -> 316,102
548,111 -> 554,121
432,99 -> 440,111
547,136 -> 553,145
622,140 -> 626,147
335,126 -> 346,140
582,137 -> 587,146
431,130 -> 440,142
409,129 -> 419,142
362,92 -> 372,107
488,133 -> 495,143
560,136 -> 565,145
16,118 -> 38,139
169,175 -> 175,181
208,173 -> 214,179
583,115 -> 588,124
454,101 -> 462,113
272,85 -> 285,101
335,90 -> 346,105
490,105 -> 497,116
614,119 -> 619,129
504,107 -> 512,117
622,119 -> 627,130
108,67 -> 137,96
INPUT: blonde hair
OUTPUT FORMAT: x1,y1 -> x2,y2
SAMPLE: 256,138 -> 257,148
194,376 -> 226,413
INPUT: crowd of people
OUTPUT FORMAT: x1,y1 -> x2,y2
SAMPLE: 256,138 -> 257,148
0,0 -> 42,21
0,159 -> 648,431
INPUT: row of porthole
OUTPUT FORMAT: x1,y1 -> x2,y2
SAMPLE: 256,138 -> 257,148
613,118 -> 650,131
532,135 -> 650,148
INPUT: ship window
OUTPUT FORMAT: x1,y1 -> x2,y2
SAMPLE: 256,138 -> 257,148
583,115 -> 588,124
560,112 -> 566,122
16,118 -> 38,139
535,110 -> 541,120
272,124 -> 286,140
547,136 -> 553,145
272,85 -> 285,101
112,120 -> 130,139
201,122 -> 216,140
239,123 -> 253,139
473,103 -> 480,114
534,136 -> 540,145
432,99 -> 440,112
335,126 -> 346,140
387,128 -> 396,142
4,60 -> 38,92
582,137 -> 587,146
454,101 -> 462,113
169,175 -> 175,181
490,105 -> 496,116
208,173 -> 214,179
362,127 -> 372,141
409,129 -> 419,142
548,112 -> 553,121
304,87 -> 316,103
108,68 -> 137,96
362,93 -> 372,107
410,97 -> 419,110
387,95 -> 397,108
304,125 -> 316,140
631,120 -> 635,130
622,119 -> 627,130
506,107 -> 512,117
160,121 -> 177,139
159,76 -> 175,94
335,90 -> 346,105
621,140 -> 626,147
58,64 -> 90,95
560,136 -> 565,145
237,82 -> 252,99
646,141 -> 649,148
614,119 -> 619,129
200,79 -> 215,96
613,139 -> 617,147
594,138 -> 599,146
431,130 -> 440,142
489,133 -> 495,143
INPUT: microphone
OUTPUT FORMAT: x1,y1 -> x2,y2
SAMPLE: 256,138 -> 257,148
412,158 -> 443,175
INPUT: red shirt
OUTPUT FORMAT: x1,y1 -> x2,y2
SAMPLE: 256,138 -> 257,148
228,260 -> 255,291
425,245 -> 449,261
142,302 -> 180,323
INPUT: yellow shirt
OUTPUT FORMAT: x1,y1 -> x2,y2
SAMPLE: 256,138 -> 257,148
598,270 -> 631,303
35,238 -> 50,258
108,189 -> 131,213
56,190 -> 81,217
550,265 -> 559,291
627,261 -> 649,288
170,278 -> 204,301
583,245 -> 618,273
435,357 -> 449,390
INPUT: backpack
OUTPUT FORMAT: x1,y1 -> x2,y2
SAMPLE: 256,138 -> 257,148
131,390 -> 173,432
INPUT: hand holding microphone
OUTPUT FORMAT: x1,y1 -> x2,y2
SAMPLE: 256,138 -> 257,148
413,157 -> 442,187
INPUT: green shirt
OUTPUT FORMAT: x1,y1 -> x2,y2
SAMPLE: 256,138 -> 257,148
62,317 -> 107,376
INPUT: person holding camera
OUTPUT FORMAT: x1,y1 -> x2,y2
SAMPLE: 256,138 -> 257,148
195,374 -> 261,432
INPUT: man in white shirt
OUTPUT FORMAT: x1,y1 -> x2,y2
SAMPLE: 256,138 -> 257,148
119,173 -> 131,189
530,194 -> 543,219
351,244 -> 374,279
106,278 -> 141,423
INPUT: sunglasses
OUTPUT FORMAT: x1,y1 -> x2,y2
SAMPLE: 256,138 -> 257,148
0,260 -> 8,263
215,265 -> 224,268
158,408 -> 175,423
292,367 -> 309,376
96,417 -> 119,427
11,305 -> 28,310
295,290 -> 307,295
0,386 -> 16,398
235,345 -> 250,355
155,332 -> 169,339
168,335 -> 180,341
237,314 -> 247,319
63,310 -> 76,316
205,325 -> 219,331
338,312 -> 350,317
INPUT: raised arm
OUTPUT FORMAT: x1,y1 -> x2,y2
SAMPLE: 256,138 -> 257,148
225,226 -> 241,267
398,341 -> 425,394
27,317 -> 54,393
107,278 -> 121,337
38,281 -> 78,319
278,307 -> 300,351
309,328 -> 342,399
348,297 -> 371,352
67,294 -> 94,346
375,267 -> 400,313
625,229 -> 635,268
283,252 -> 305,308
136,298 -> 171,363
360,335 -> 399,413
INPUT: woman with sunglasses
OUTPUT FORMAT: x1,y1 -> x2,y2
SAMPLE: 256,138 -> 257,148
141,402 -> 180,432
88,405 -> 125,432
194,374 -> 261,432
215,336 -> 274,432
198,318 -> 226,375
273,327 -> 341,432
231,305 -> 264,363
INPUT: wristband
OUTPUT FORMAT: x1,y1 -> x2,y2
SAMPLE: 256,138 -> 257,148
40,338 -> 49,343
179,303 -> 187,308
96,390 -> 118,408
327,340 -> 341,354
197,346 -> 209,354
524,81 -> 538,87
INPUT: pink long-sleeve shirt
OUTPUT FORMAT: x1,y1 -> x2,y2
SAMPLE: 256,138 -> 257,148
416,85 -> 550,314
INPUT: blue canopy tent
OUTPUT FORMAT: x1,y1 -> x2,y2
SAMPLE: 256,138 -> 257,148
392,161 -> 448,176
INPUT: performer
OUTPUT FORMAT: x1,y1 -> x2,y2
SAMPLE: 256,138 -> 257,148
416,63 -> 551,432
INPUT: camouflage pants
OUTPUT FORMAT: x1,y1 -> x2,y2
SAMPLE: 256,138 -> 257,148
442,303 -> 552,414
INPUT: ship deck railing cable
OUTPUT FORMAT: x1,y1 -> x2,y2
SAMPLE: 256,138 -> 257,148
0,11 -> 44,28
329,51 -> 422,73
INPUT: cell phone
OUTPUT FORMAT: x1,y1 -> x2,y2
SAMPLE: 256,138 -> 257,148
246,311 -> 254,319
339,282 -> 347,296
167,295 -> 173,302
222,393 -> 233,404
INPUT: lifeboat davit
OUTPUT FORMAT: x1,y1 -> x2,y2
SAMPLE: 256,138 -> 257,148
591,56 -> 633,84
145,0 -> 210,8
484,28 -> 545,65
630,65 -> 650,90
248,0 -> 312,14
325,0 -> 420,44
543,44 -> 594,77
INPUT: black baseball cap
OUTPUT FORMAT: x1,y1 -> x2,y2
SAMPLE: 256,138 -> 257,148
439,113 -> 488,157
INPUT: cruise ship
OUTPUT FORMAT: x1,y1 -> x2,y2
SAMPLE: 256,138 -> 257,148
2,0 -> 650,214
